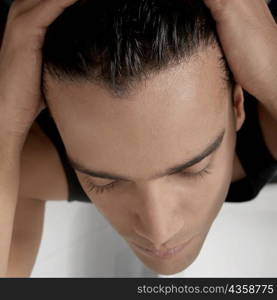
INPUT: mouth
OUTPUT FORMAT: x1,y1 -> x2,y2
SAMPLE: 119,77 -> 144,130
131,237 -> 193,259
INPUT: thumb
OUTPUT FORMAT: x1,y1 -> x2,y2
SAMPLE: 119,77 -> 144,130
202,0 -> 233,23
202,0 -> 274,24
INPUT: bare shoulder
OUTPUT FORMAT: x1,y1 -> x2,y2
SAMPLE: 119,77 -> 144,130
19,119 -> 69,202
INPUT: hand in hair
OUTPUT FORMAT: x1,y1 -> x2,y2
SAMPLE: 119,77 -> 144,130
0,0 -> 79,142
203,0 -> 277,110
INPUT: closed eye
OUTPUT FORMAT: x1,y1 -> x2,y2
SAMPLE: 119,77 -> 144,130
179,163 -> 213,180
83,162 -> 213,195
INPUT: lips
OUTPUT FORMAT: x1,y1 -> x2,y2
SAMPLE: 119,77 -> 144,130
132,238 -> 192,259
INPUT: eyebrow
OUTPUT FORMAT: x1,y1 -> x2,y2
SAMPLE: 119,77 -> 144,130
67,128 -> 226,181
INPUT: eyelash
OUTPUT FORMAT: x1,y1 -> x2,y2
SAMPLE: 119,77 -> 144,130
84,164 -> 213,195
84,179 -> 117,195
179,164 -> 213,180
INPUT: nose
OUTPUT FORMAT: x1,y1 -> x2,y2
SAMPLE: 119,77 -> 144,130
133,182 -> 185,249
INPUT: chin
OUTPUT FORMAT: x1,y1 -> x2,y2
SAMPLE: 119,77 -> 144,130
129,233 -> 205,276
134,249 -> 202,276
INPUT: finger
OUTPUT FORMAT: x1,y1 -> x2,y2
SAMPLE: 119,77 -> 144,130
9,0 -> 42,16
10,0 -> 79,16
3,0 -> 80,50
29,0 -> 80,31
202,0 -> 275,25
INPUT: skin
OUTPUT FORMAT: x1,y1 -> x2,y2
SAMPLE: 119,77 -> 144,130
204,0 -> 277,115
44,44 -> 245,276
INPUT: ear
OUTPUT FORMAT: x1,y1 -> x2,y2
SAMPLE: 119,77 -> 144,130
232,83 -> 246,132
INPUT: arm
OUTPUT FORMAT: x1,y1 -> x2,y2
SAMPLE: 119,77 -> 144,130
203,0 -> 277,118
0,0 -> 79,278
6,196 -> 46,278
203,0 -> 277,160
257,101 -> 277,161
5,119 -> 66,278
0,139 -> 23,277
5,127 -> 47,278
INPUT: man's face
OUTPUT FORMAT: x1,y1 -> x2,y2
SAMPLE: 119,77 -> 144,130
44,45 -> 245,275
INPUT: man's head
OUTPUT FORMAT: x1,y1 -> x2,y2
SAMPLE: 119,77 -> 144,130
41,0 -> 245,275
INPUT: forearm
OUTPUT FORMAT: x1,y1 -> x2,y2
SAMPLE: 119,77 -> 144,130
6,234 -> 38,278
0,138 -> 23,277
258,88 -> 277,123
256,56 -> 277,121
6,196 -> 46,278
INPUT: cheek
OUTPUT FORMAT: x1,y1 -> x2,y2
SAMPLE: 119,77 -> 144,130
188,153 -> 234,232
183,181 -> 227,237
75,174 -> 133,237
75,173 -> 125,226
86,190 -> 133,236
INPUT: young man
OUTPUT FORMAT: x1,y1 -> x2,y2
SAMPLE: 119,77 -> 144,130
1,0 -> 276,277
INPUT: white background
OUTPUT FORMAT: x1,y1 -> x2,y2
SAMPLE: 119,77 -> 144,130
31,182 -> 277,278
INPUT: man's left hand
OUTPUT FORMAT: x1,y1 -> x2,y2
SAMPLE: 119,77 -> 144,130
203,0 -> 277,105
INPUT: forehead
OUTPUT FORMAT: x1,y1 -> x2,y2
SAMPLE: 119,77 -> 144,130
44,47 -> 228,179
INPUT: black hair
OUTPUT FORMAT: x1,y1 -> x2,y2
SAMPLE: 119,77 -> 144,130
42,0 -> 235,100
